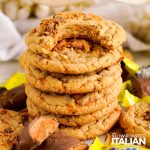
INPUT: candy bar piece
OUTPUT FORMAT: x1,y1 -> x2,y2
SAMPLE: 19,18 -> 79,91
15,116 -> 58,150
36,131 -> 88,150
0,84 -> 27,110
133,78 -> 150,98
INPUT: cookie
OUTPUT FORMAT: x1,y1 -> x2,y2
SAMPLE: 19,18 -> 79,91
26,63 -> 122,94
119,102 -> 150,147
25,78 -> 122,115
19,51 -> 27,69
59,108 -> 121,140
0,109 -> 24,150
26,44 -> 123,74
27,98 -> 119,126
25,11 -> 126,55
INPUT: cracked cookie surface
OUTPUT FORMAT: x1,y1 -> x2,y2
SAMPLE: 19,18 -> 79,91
119,102 -> 150,147
58,108 -> 121,140
26,43 -> 123,74
27,99 -> 119,126
25,78 -> 122,115
25,11 -> 126,55
26,63 -> 122,94
0,109 -> 24,150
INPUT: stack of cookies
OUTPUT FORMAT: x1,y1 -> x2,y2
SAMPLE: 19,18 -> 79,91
25,11 -> 126,140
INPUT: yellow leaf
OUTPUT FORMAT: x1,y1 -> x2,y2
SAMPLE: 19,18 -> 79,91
118,80 -> 132,102
123,58 -> 140,76
89,137 -> 104,150
1,71 -> 25,90
122,90 -> 140,107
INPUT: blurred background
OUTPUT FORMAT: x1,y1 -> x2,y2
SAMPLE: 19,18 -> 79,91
0,0 -> 150,83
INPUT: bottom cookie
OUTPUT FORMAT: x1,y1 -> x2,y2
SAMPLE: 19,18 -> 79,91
119,102 -> 150,147
0,109 -> 24,150
27,99 -> 119,127
59,108 -> 121,140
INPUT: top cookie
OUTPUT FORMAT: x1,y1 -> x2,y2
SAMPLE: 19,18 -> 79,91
25,11 -> 126,54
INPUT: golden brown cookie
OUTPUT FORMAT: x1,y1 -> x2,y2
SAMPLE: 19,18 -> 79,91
25,63 -> 122,94
25,78 -> 122,115
25,11 -> 125,74
27,98 -> 119,126
59,107 -> 121,140
19,51 -> 27,69
25,11 -> 126,54
119,102 -> 150,147
26,44 -> 123,74
0,109 -> 25,150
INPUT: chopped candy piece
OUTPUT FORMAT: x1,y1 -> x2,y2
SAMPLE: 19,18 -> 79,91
133,78 -> 150,98
0,84 -> 26,110
15,116 -> 58,150
36,131 -> 88,150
